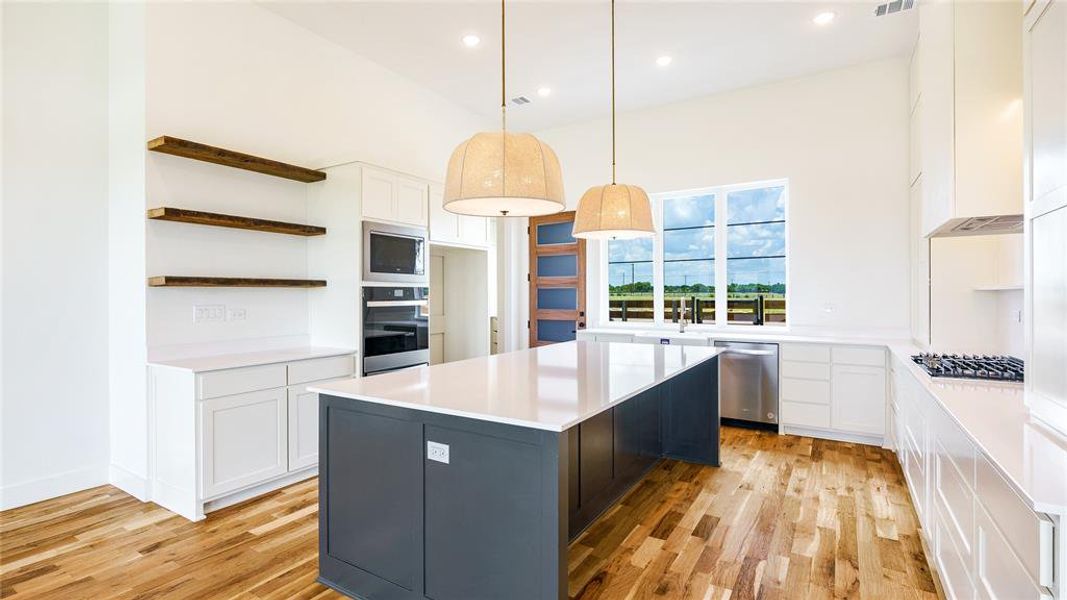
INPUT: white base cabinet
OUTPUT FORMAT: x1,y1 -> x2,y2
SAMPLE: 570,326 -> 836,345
780,343 -> 887,444
200,388 -> 289,499
149,353 -> 355,521
890,354 -> 1058,600
287,383 -> 321,471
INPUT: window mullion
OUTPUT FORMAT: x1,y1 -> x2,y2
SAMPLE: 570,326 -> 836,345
653,196 -> 664,326
715,189 -> 728,326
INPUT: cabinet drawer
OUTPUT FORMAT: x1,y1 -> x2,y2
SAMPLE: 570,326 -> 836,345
932,405 -> 976,490
975,454 -> 1053,586
781,360 -> 831,381
198,364 -> 287,400
594,333 -> 634,343
780,344 -> 830,363
934,441 -> 975,557
781,377 -> 831,405
288,355 -> 354,385
831,346 -> 886,367
935,500 -> 976,600
975,502 -> 1044,599
781,401 -> 831,429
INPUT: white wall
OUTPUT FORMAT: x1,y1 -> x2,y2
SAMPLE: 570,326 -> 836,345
143,2 -> 489,360
431,245 -> 490,363
1,3 -> 112,509
528,58 -> 912,338
931,234 -> 1024,355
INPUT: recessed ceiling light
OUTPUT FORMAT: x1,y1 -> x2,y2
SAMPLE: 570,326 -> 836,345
462,34 -> 481,48
656,55 -> 673,67
813,11 -> 836,25
537,87 -> 552,97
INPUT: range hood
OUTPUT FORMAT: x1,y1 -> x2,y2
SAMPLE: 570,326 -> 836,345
928,214 -> 1024,238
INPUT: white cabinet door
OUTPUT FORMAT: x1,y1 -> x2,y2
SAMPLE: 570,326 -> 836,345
459,215 -> 490,246
396,176 -> 428,227
1028,0 -> 1067,210
830,365 -> 887,435
918,0 -> 955,236
200,388 -> 287,499
429,184 -> 460,243
361,167 -> 397,223
287,385 -> 319,471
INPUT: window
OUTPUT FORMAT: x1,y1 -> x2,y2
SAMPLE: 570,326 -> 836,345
605,180 -> 787,327
726,185 -> 786,324
607,237 -> 654,322
662,193 -> 715,323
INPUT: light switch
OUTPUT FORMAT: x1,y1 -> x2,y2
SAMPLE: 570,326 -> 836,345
427,440 -> 449,464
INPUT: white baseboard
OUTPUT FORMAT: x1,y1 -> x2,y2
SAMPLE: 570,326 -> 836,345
109,463 -> 149,502
0,464 -> 108,511
203,467 -> 317,515
781,425 -> 884,447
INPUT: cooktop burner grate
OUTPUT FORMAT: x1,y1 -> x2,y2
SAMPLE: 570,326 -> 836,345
911,353 -> 1024,382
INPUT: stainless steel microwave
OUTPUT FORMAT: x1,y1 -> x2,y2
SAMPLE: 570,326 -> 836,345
362,221 -> 428,285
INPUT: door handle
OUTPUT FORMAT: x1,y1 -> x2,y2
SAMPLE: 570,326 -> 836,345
721,349 -> 775,356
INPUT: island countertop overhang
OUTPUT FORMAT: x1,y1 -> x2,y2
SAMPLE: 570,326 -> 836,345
309,341 -> 723,432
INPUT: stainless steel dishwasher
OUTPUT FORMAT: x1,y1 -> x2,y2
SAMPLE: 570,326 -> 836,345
713,340 -> 780,427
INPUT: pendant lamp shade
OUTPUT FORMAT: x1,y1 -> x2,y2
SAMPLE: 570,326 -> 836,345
571,0 -> 654,239
573,183 -> 656,239
444,131 -> 565,217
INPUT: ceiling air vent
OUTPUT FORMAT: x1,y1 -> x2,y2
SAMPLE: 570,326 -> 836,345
874,0 -> 915,17
950,215 -> 1024,235
510,96 -> 531,106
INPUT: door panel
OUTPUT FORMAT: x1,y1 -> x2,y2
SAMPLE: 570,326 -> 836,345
429,254 -> 445,364
529,212 -> 586,347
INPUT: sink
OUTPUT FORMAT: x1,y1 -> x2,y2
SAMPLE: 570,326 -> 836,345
632,331 -> 712,346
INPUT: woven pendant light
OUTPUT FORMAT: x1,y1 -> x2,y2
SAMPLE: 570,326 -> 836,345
572,0 -> 654,239
443,0 -> 565,217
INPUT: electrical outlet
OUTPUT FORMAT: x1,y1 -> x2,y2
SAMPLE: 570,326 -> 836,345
227,307 -> 247,321
427,441 -> 449,464
193,304 -> 226,323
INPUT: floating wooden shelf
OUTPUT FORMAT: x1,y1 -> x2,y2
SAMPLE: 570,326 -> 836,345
148,276 -> 327,288
147,207 -> 326,236
147,136 -> 327,183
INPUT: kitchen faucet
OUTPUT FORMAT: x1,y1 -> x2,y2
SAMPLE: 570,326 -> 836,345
678,297 -> 689,333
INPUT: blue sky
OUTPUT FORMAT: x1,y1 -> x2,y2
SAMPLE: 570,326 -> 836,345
608,185 -> 786,288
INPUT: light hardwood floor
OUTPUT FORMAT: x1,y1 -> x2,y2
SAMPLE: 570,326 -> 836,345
0,427 -> 938,599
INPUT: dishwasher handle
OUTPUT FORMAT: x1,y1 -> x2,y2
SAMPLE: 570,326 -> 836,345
720,348 -> 775,357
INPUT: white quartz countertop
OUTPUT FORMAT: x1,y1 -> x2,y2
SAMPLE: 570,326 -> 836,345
889,344 -> 1067,515
582,327 -> 903,347
310,341 -> 723,432
148,346 -> 356,373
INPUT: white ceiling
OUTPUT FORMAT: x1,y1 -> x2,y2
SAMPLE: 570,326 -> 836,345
265,1 -> 917,131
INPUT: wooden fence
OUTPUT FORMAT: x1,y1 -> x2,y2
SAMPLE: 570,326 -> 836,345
608,297 -> 785,324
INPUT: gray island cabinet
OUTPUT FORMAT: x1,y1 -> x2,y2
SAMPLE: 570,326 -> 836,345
309,341 -> 721,600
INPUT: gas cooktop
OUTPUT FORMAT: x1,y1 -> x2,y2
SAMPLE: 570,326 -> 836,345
911,353 -> 1024,382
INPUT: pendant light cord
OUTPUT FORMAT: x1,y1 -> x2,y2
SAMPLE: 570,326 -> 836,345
501,0 -> 507,132
611,0 -> 616,185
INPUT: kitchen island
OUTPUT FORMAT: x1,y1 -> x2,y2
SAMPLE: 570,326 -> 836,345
310,340 -> 722,600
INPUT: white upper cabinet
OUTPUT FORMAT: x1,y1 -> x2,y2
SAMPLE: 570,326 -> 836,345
916,0 -> 1024,237
361,167 -> 398,223
360,165 -> 428,227
428,183 -> 491,247
396,176 -> 429,226
1027,0 -> 1066,213
429,184 -> 460,243
1026,0 -> 1067,436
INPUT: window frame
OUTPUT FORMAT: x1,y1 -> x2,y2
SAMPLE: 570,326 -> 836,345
599,178 -> 790,330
